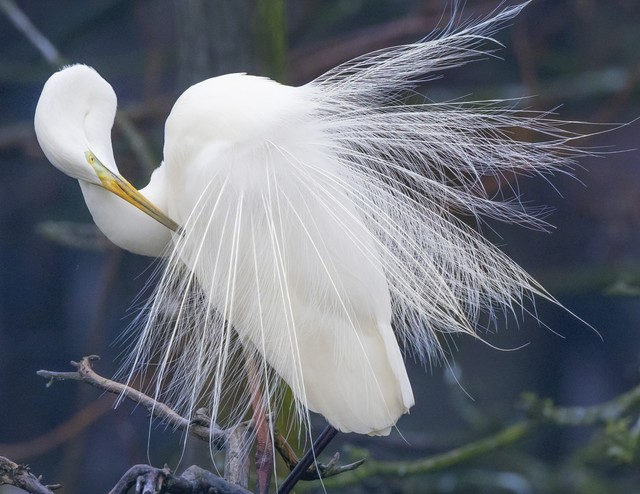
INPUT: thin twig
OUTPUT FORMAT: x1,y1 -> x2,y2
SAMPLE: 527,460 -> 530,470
37,356 -> 364,486
37,356 -> 226,445
319,383 -> 640,488
322,422 -> 534,488
0,0 -> 63,65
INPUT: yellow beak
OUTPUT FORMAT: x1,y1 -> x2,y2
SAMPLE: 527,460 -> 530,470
85,151 -> 182,234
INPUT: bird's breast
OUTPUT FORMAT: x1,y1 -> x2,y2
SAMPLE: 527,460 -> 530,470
162,114 -> 410,433
168,128 -> 392,321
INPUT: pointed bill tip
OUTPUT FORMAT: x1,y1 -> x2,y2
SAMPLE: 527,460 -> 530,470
85,151 -> 182,234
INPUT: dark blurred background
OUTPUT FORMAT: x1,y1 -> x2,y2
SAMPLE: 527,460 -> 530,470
1,0 -> 639,492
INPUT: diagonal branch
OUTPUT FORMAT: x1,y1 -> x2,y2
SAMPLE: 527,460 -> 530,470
0,0 -> 63,65
37,355 -> 226,446
0,399 -> 113,461
36,356 -> 364,485
319,383 -> 640,488
0,0 -> 158,172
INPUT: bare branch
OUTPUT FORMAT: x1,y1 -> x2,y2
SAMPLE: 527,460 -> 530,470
224,423 -> 251,488
0,456 -> 61,494
0,0 -> 62,65
107,464 -> 252,494
321,383 -> 640,488
37,356 -> 226,446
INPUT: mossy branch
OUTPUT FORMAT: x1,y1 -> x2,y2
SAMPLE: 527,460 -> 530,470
36,356 -> 363,489
319,383 -> 640,488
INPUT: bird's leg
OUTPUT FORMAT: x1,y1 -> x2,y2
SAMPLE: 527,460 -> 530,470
244,355 -> 273,494
277,425 -> 339,494
251,392 -> 273,494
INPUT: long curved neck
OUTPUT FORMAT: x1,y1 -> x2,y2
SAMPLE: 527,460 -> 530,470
79,166 -> 172,257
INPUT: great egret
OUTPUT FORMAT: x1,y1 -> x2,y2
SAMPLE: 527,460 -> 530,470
35,1 -> 581,464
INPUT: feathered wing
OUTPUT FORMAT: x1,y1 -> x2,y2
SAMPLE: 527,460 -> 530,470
308,1 -> 583,364
119,1 -> 586,445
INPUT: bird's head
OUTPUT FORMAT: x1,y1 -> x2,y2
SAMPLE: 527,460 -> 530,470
35,64 -> 118,184
35,64 -> 180,233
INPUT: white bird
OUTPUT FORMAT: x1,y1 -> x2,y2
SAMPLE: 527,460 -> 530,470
34,3 -> 581,448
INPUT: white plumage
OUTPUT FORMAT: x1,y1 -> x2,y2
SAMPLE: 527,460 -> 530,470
144,73 -> 413,434
35,2 -> 583,444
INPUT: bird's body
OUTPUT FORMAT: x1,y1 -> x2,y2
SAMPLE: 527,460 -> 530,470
34,3 -> 583,447
160,74 -> 412,434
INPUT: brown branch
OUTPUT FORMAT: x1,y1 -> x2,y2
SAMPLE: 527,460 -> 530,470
510,15 -> 541,98
36,357 -> 256,491
289,15 -> 436,84
36,355 -> 363,485
0,456 -> 61,494
37,356 -> 226,446
287,0 -> 512,84
224,423 -> 251,488
0,398 -> 112,461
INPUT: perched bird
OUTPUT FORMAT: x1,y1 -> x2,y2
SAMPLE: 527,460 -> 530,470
35,2 -> 581,452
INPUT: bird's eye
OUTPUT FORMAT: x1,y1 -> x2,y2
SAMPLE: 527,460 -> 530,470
85,151 -> 96,165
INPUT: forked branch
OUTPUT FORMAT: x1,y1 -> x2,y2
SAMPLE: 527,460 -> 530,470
37,356 -> 364,492
107,464 -> 253,494
37,356 -> 226,446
